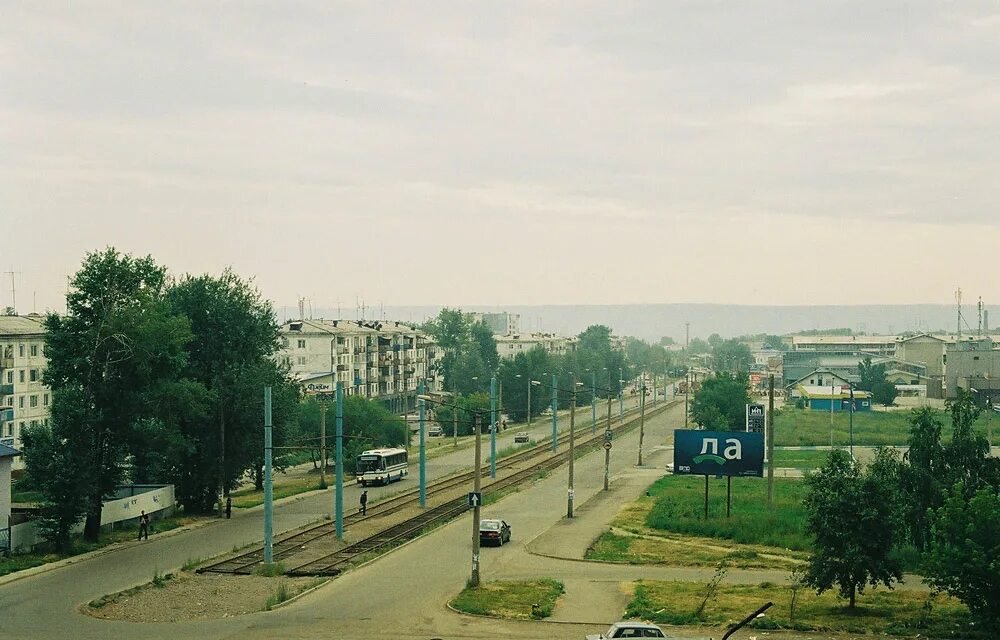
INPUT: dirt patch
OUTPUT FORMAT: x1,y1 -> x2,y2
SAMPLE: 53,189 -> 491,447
84,571 -> 324,622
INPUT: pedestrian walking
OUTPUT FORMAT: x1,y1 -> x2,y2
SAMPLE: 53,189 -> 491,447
138,510 -> 149,541
359,490 -> 368,515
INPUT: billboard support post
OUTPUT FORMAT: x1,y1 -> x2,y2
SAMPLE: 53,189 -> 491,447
727,476 -> 732,518
704,475 -> 709,520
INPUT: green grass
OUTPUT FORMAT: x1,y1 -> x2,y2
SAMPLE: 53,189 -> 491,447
644,475 -> 811,550
229,476 -> 326,508
451,579 -> 564,619
253,562 -> 286,577
770,449 -> 830,469
264,581 -> 292,610
0,513 -> 197,578
774,407 -> 996,447
626,580 -> 979,637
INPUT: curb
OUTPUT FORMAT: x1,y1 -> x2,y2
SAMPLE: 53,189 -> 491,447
444,600 -> 604,627
0,516 -> 224,588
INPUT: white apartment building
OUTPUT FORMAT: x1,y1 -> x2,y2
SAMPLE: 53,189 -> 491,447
468,312 -> 520,336
1,315 -> 51,471
495,332 -> 577,360
279,319 -> 439,405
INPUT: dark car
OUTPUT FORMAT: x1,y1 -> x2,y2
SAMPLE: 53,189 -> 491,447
479,519 -> 511,546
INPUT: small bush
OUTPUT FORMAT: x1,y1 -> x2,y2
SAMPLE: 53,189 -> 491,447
253,562 -> 285,577
264,581 -> 291,610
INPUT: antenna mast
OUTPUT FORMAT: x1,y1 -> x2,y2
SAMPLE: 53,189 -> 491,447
956,288 -> 963,340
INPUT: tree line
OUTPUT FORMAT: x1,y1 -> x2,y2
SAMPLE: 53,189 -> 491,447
22,248 -> 404,551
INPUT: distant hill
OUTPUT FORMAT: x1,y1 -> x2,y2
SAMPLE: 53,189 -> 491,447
286,303 -> 998,343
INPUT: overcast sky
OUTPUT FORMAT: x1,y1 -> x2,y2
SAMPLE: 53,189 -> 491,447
2,2 -> 999,313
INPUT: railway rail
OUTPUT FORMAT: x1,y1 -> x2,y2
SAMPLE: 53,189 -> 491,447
198,398 -> 679,576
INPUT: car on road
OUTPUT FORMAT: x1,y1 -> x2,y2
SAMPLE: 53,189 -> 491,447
428,425 -> 443,437
479,519 -> 511,546
513,431 -> 530,443
586,621 -> 667,639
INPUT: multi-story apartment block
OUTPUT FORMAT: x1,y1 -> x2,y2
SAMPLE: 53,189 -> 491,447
468,312 -> 520,336
1,315 -> 51,471
278,319 -> 438,412
495,332 -> 577,360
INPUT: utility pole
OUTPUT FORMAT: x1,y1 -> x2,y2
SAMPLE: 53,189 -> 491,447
490,376 -> 497,478
527,375 -> 531,426
5,269 -> 20,314
767,375 -> 775,509
604,380 -> 613,491
568,377 -> 576,518
830,382 -> 835,447
618,367 -> 624,419
551,373 -> 558,452
453,406 -> 459,447
319,400 -> 328,489
591,370 -> 597,435
684,370 -> 690,428
419,379 -> 426,507
470,412 -> 482,587
637,376 -> 646,466
335,382 -> 344,539
263,386 -> 273,564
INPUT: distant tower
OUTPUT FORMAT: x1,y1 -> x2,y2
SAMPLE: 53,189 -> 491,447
956,288 -> 963,340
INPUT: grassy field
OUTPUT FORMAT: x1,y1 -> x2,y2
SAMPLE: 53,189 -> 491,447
770,449 -> 830,469
229,476 -> 326,509
773,407 -> 996,447
585,475 -> 811,570
626,580 -> 977,637
450,579 -> 564,619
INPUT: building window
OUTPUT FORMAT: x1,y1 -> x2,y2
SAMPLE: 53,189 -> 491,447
43,393 -> 49,406
18,344 -> 25,357
30,419 -> 38,428
30,395 -> 38,408
30,344 -> 38,357
30,369 -> 38,382
19,421 -> 25,434
297,356 -> 306,365
298,340 -> 306,349
19,396 -> 25,408
19,370 -> 25,383
281,337 -> 288,347
5,370 -> 11,384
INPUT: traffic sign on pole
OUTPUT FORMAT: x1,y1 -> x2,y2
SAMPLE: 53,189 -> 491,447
603,441 -> 612,450
468,492 -> 482,507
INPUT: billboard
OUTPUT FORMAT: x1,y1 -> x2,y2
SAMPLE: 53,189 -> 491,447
746,403 -> 767,461
674,430 -> 764,477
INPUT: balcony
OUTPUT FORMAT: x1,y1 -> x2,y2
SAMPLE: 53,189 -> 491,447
0,384 -> 13,395
1,357 -> 13,369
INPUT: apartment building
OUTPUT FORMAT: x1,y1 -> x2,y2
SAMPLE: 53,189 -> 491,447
468,312 -> 520,335
790,335 -> 899,357
279,319 -> 438,409
495,332 -> 577,360
1,315 -> 51,471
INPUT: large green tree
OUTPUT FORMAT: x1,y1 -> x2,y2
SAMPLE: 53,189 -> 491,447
803,449 -> 904,608
40,249 -> 192,541
924,483 -> 1000,625
857,356 -> 887,392
901,407 -> 947,550
690,372 -> 751,430
165,269 -> 298,512
711,338 -> 753,373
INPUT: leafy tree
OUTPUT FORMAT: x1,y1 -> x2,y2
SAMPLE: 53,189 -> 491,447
578,325 -> 613,354
857,356 -> 887,392
901,407 -> 946,550
498,348 -> 554,422
659,336 -> 675,346
432,393 -> 492,436
686,337 -> 711,354
40,248 -> 192,540
470,320 -> 499,375
165,269 -> 297,511
20,389 -> 94,551
762,334 -> 787,351
944,390 -> 997,497
707,333 -> 723,349
924,483 -> 1000,625
690,372 -> 750,430
872,381 -> 899,407
803,449 -> 903,608
711,338 -> 752,373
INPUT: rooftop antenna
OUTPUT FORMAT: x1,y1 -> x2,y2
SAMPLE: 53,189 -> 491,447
5,268 -> 21,315
308,298 -> 313,320
298,297 -> 305,321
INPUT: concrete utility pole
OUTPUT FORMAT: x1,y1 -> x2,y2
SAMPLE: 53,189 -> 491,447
637,377 -> 646,466
335,382 -> 344,539
591,370 -> 597,435
319,400 -> 328,489
684,371 -> 690,428
453,407 -> 459,447
619,368 -> 624,419
767,375 -> 775,509
527,375 -> 531,426
567,377 -> 576,518
419,379 -> 426,507
470,413 -> 482,587
263,387 -> 273,564
490,376 -> 497,479
604,382 -> 613,491
551,373 -> 558,452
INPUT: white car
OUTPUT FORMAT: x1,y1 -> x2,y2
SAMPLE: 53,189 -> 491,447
513,431 -> 530,443
586,621 -> 667,639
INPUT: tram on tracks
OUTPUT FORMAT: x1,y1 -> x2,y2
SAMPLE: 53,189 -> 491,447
356,447 -> 408,486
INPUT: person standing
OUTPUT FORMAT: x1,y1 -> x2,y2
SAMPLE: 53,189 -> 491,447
138,511 -> 149,541
359,490 -> 368,516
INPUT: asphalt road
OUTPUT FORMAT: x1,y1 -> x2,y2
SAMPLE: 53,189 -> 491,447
0,392 -> 661,640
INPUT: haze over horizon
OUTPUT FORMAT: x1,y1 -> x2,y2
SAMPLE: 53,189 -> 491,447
4,3 -> 999,312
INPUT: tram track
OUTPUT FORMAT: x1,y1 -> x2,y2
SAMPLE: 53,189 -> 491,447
198,398 -> 679,576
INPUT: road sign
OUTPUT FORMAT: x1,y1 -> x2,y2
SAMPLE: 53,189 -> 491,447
468,492 -> 482,507
603,441 -> 612,450
603,430 -> 613,443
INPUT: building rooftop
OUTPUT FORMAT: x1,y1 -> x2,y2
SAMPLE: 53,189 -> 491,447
0,442 -> 21,458
792,335 -> 898,346
0,314 -> 46,337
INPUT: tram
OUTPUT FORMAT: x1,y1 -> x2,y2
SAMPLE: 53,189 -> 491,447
355,447 -> 408,486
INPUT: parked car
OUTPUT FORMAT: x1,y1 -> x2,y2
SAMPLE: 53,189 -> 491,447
513,431 -> 530,443
428,425 -> 443,437
586,621 -> 667,639
478,519 -> 511,546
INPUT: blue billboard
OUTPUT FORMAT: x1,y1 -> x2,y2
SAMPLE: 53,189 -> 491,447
674,430 -> 764,477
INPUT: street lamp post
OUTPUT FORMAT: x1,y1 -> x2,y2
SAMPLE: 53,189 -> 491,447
604,380 -> 613,491
848,383 -> 855,459
684,370 -> 690,428
619,368 -> 624,419
490,376 -> 497,479
591,370 -> 597,435
551,373 -> 558,451
638,377 -> 646,466
568,377 -> 577,518
417,394 -> 483,587
418,379 -> 426,507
